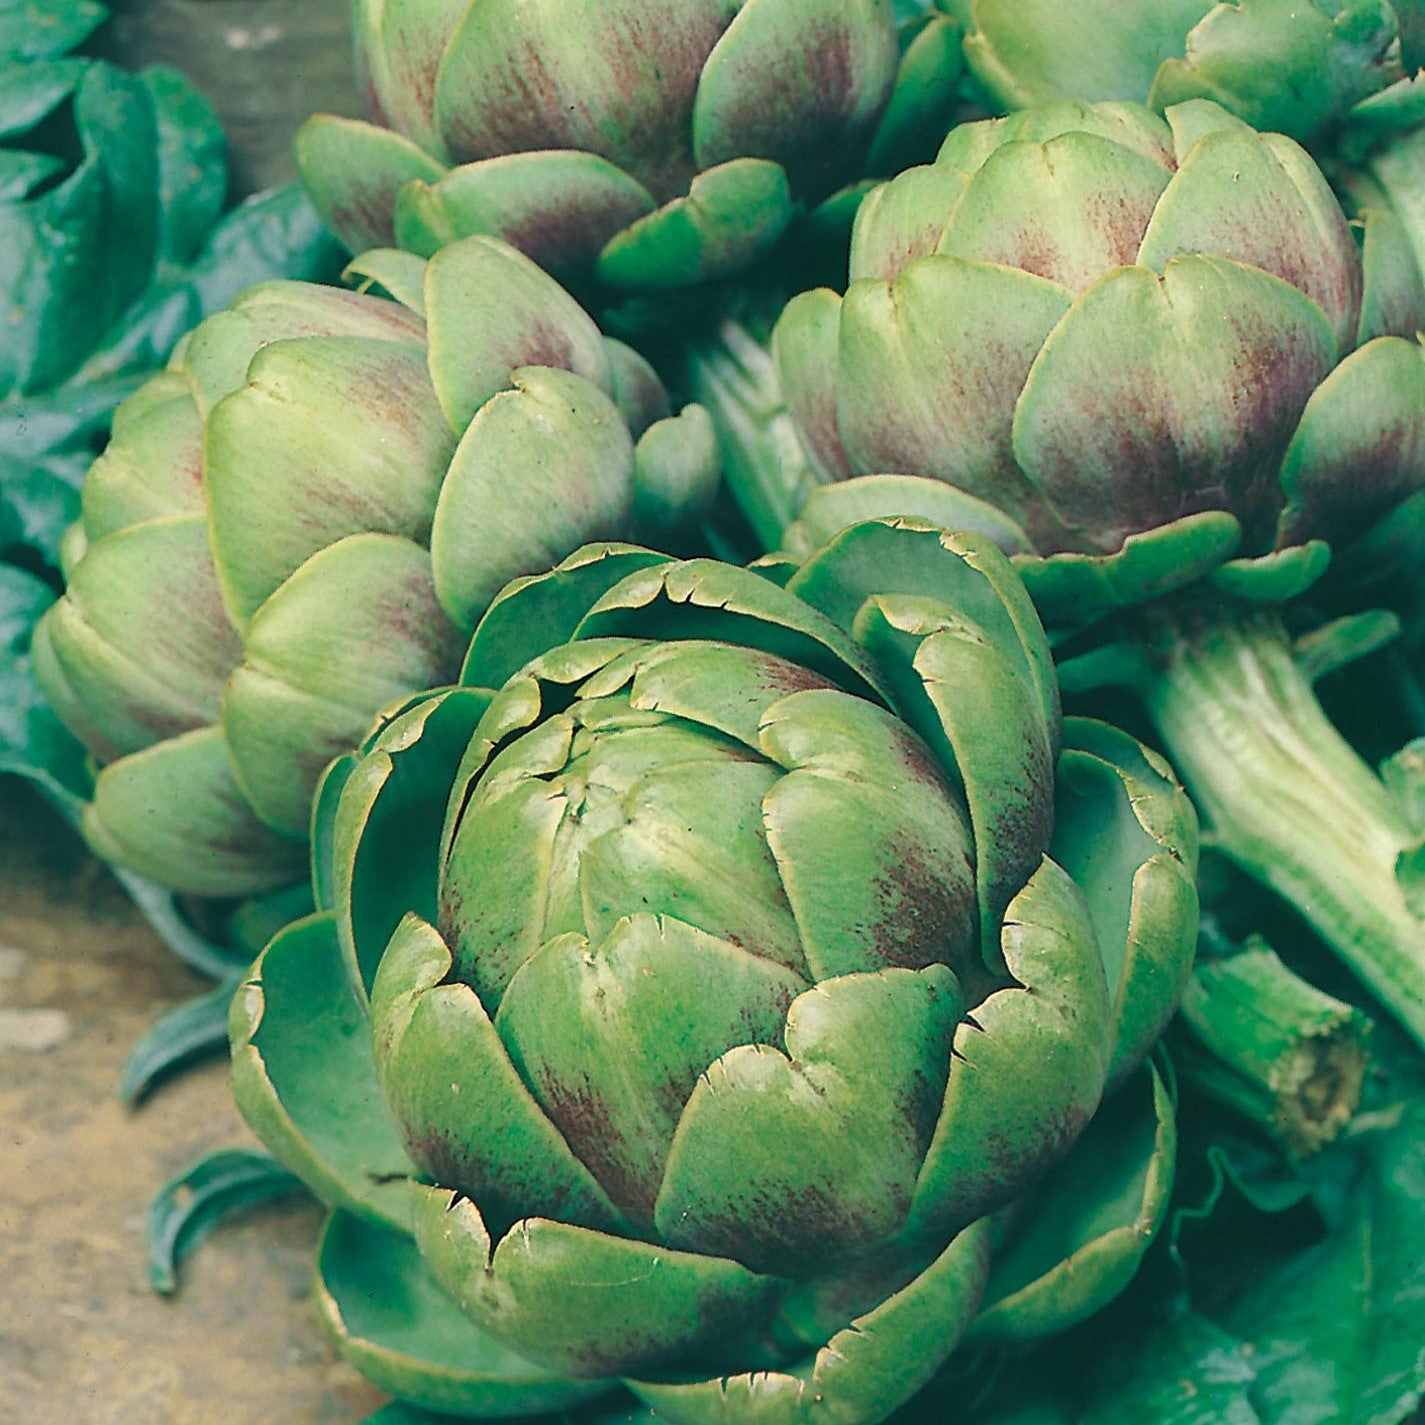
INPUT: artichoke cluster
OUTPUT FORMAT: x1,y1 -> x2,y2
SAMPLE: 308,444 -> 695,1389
24,2 -> 1425,1422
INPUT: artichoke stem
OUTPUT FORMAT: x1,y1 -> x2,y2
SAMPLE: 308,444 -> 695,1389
684,321 -> 823,551
1170,939 -> 1370,1157
1142,603 -> 1425,1049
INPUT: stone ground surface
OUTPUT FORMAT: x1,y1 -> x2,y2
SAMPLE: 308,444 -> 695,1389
0,782 -> 389,1422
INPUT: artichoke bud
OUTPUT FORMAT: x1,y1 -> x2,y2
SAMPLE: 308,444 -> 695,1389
301,525 -> 1197,1392
771,98 -> 1425,616
36,236 -> 709,896
298,0 -> 952,295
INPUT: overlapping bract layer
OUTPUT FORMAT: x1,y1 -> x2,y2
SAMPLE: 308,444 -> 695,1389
297,0 -> 963,292
32,236 -> 718,896
233,520 -> 1198,1423
946,0 -> 1416,147
772,99 -> 1425,610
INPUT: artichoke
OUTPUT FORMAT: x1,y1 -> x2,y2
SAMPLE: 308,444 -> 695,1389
32,236 -> 719,898
295,0 -> 963,296
696,97 -> 1425,1050
768,98 -> 1424,573
232,520 -> 1197,1422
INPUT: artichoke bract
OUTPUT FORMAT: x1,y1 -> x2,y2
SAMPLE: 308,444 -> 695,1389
232,521 -> 1196,1422
701,98 -> 1425,1051
296,0 -> 962,294
32,236 -> 719,897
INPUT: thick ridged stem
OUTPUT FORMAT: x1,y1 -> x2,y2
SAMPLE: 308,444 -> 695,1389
1170,940 -> 1371,1156
1142,603 -> 1425,1048
684,322 -> 823,551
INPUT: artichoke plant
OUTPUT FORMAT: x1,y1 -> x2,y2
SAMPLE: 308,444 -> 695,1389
32,235 -> 719,899
232,520 -> 1196,1423
295,0 -> 963,298
692,98 -> 1425,1050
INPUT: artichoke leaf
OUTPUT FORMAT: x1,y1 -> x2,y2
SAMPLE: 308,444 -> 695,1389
770,286 -> 854,482
574,557 -> 890,706
371,914 -> 629,1235
941,129 -> 1172,293
429,366 -> 636,633
1014,510 -> 1242,627
1051,720 -> 1199,1082
423,235 -> 613,434
84,727 -> 304,898
344,247 -> 430,314
630,404 -> 722,546
1013,257 -> 1338,553
433,0 -> 734,200
293,114 -> 447,253
224,532 -> 465,838
1357,205 -> 1425,345
596,158 -> 794,290
619,636 -> 828,750
33,512 -> 238,759
906,856 -> 1111,1239
759,686 -> 979,981
966,1059 -> 1176,1343
1148,0 -> 1403,144
462,543 -> 676,692
228,912 -> 419,1232
495,913 -> 805,1229
835,257 -> 1069,537
1208,541 -> 1332,602
787,517 -> 1056,735
572,753 -> 807,974
179,279 -> 427,419
960,0 -> 1212,111
654,965 -> 965,1275
847,162 -> 966,282
1139,122 -> 1361,355
205,335 -> 455,628
863,11 -> 966,177
79,375 -> 205,539
627,1218 -> 992,1425
395,150 -> 655,272
411,1182 -> 786,1380
785,475 -> 1034,565
1274,335 -> 1425,551
334,687 -> 495,996
316,1208 -> 607,1416
691,0 -> 898,194
352,0 -> 471,161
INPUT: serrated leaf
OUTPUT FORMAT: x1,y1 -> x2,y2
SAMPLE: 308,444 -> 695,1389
0,563 -> 89,794
0,1 -> 107,61
1208,1095 -> 1425,1425
146,1147 -> 306,1296
120,975 -> 240,1105
102,865 -> 253,980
